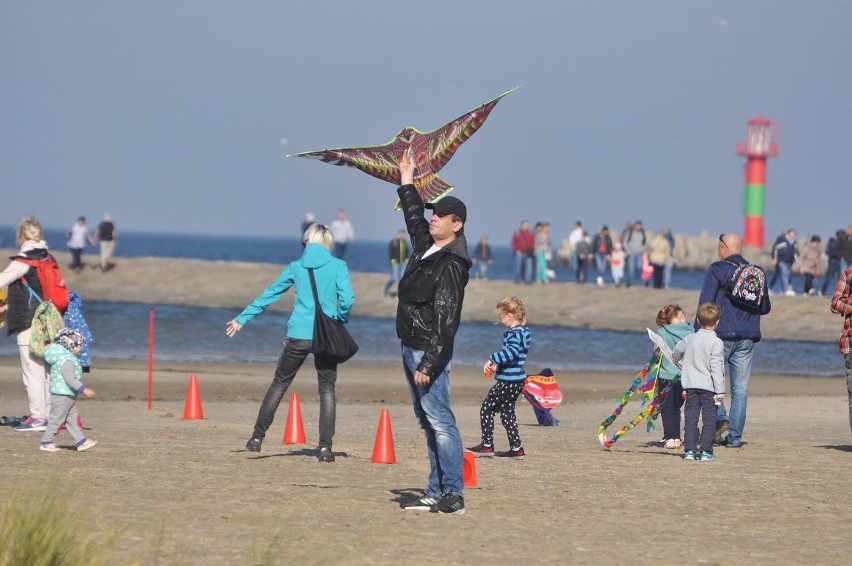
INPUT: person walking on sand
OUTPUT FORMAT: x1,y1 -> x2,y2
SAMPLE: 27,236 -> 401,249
672,302 -> 725,461
226,224 -> 355,463
799,235 -> 822,296
472,234 -> 493,280
829,265 -> 852,435
821,231 -> 843,297
0,216 -> 52,432
329,209 -> 355,259
511,220 -> 535,284
66,216 -> 90,273
384,229 -> 409,297
697,233 -> 771,448
770,228 -> 798,296
39,328 -> 97,452
92,214 -> 117,271
468,297 -> 531,460
395,151 -> 471,515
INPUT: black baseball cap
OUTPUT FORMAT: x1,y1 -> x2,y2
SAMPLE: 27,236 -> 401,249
425,196 -> 467,223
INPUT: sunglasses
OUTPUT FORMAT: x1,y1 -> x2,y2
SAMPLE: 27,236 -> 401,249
718,234 -> 727,247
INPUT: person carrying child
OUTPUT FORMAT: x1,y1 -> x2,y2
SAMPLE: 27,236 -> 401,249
468,297 -> 531,460
672,302 -> 725,461
655,304 -> 694,449
39,328 -> 97,452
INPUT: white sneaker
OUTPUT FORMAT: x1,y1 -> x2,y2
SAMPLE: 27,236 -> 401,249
596,276 -> 604,286
76,439 -> 98,452
39,443 -> 60,453
785,289 -> 796,296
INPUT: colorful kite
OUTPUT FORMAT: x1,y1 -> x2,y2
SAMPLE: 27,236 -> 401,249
597,351 -> 675,448
287,87 -> 519,208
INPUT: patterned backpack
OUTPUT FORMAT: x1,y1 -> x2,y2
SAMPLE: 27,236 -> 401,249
725,260 -> 767,309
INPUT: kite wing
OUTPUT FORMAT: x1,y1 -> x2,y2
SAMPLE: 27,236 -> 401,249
287,86 -> 519,208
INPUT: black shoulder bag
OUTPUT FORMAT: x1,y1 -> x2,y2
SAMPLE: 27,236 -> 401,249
307,268 -> 358,363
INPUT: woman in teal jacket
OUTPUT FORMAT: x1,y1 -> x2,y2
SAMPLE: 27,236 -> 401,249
226,224 -> 355,462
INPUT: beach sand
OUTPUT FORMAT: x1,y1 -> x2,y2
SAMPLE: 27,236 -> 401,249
1,252 -> 849,564
0,358 -> 850,565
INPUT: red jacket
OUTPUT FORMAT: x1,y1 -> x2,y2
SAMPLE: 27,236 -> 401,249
512,229 -> 535,254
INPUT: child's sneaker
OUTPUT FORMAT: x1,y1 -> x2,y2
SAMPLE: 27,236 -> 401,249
39,443 -> 60,453
664,438 -> 682,449
14,417 -> 47,432
699,451 -> 716,461
467,443 -> 494,457
683,450 -> 697,460
76,439 -> 97,452
496,447 -> 525,460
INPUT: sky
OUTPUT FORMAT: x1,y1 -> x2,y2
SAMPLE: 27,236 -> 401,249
2,1 -> 850,247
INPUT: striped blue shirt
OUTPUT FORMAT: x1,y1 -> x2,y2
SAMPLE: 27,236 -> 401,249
489,325 -> 531,382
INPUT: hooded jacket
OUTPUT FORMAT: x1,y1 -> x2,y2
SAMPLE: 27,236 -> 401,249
44,343 -> 85,398
235,243 -> 354,340
657,321 -> 694,380
395,184 -> 472,378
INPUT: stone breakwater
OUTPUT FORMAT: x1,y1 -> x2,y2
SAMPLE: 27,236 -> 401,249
1,247 -> 838,344
556,229 -> 780,270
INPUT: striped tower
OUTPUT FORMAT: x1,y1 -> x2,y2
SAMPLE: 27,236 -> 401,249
736,116 -> 779,248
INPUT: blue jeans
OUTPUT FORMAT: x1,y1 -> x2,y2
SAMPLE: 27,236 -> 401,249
384,262 -> 403,295
716,339 -> 755,446
626,253 -> 643,286
401,344 -> 464,497
663,261 -> 673,289
777,261 -> 793,293
594,252 -> 608,281
252,339 -> 337,448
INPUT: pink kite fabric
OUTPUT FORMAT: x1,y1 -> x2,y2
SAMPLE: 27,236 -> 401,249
287,87 -> 518,208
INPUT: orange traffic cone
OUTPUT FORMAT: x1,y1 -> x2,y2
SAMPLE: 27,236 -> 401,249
371,408 -> 396,464
182,374 -> 204,420
282,392 -> 306,444
463,451 -> 479,487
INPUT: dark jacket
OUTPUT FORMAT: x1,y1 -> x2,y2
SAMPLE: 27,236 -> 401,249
395,184 -> 472,377
836,231 -> 852,263
6,248 -> 47,336
772,235 -> 798,265
696,254 -> 771,342
388,237 -> 410,264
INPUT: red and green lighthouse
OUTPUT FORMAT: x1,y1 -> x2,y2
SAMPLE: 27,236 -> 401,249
735,116 -> 780,248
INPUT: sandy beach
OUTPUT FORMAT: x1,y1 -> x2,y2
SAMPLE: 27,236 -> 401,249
1,252 -> 850,564
1,357 -> 850,565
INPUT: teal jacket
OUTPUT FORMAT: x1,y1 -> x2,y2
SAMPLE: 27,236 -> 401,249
43,343 -> 84,398
657,322 -> 694,380
235,243 -> 355,340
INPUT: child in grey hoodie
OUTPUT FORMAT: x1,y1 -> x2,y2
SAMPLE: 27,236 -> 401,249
672,303 -> 725,461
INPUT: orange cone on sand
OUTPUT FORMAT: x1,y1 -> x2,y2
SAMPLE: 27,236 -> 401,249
183,374 -> 204,420
371,408 -> 396,464
282,392 -> 307,444
463,451 -> 479,487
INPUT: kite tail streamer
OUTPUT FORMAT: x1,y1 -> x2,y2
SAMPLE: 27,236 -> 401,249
598,351 -> 663,448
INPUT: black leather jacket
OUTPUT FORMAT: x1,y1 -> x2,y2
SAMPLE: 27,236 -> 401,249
395,184 -> 472,378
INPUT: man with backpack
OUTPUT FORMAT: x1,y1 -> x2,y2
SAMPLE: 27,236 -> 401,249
696,233 -> 772,448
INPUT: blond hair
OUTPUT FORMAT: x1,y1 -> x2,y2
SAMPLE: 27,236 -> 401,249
16,216 -> 43,243
496,296 -> 526,325
303,223 -> 334,251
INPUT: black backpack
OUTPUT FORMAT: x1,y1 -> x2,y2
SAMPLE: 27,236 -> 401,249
725,260 -> 766,308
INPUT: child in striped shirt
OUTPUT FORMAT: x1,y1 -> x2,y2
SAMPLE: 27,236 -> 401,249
468,297 -> 532,460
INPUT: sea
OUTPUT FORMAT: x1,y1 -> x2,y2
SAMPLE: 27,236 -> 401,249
0,226 -> 841,377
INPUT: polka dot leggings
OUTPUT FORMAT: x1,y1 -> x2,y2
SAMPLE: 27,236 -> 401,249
479,380 -> 525,449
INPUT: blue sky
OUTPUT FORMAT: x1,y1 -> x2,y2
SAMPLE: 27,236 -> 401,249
2,1 -> 850,246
